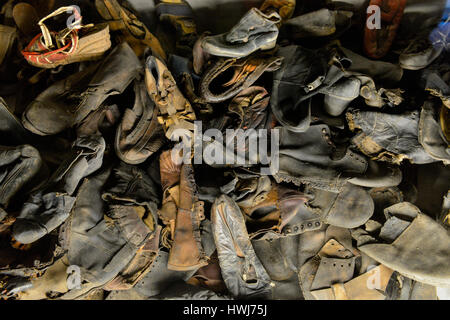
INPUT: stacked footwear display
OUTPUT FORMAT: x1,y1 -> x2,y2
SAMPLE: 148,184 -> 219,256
0,0 -> 449,300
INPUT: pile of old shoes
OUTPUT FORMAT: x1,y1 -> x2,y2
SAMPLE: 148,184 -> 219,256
0,0 -> 449,301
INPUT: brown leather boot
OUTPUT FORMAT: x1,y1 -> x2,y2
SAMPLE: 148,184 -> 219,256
168,164 -> 208,271
159,150 -> 181,238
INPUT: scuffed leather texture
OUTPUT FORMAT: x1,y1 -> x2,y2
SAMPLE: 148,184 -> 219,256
270,45 -> 327,132
168,164 -> 208,271
270,44 -> 348,132
277,186 -> 322,236
419,100 -> 450,164
285,8 -> 338,38
12,191 -> 76,244
22,42 -> 141,136
149,281 -> 233,300
200,53 -> 283,103
347,108 -> 438,164
102,162 -> 161,211
201,8 -> 281,58
133,219 -> 216,298
358,211 -> 450,287
251,231 -> 303,299
0,145 -> 42,208
94,0 -> 166,60
52,135 -> 106,196
145,55 -> 197,140
212,195 -> 272,299
323,77 -> 361,117
104,226 -> 161,291
341,47 -> 403,85
203,86 -> 272,167
60,166 -> 155,299
298,238 -> 357,300
305,183 -> 374,229
272,124 -> 368,192
115,79 -> 166,165
0,97 -> 28,145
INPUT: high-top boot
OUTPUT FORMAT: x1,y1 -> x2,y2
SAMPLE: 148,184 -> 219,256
168,164 -> 208,271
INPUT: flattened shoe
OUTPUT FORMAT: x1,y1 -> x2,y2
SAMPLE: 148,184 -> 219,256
271,124 -> 368,192
22,42 -> 140,136
115,79 -> 166,165
284,8 -> 341,38
22,6 -> 111,69
310,264 -> 395,300
251,231 -> 303,299
201,8 -> 281,59
132,219 -> 216,298
355,202 -> 450,287
298,238 -> 359,300
212,195 -> 272,299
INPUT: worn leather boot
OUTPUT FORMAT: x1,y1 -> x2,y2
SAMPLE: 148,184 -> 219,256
22,42 -> 141,136
284,8 -> 350,38
199,52 -> 283,103
303,183 -> 375,229
145,55 -> 196,141
12,135 -> 105,244
271,124 -> 401,192
322,76 -> 361,116
299,238 -> 361,300
347,108 -> 438,164
270,44 -> 348,132
201,8 -> 281,58
56,164 -> 159,299
251,230 -> 303,299
115,79 -> 166,164
168,164 -> 208,271
130,219 -> 216,298
212,195 -> 272,299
